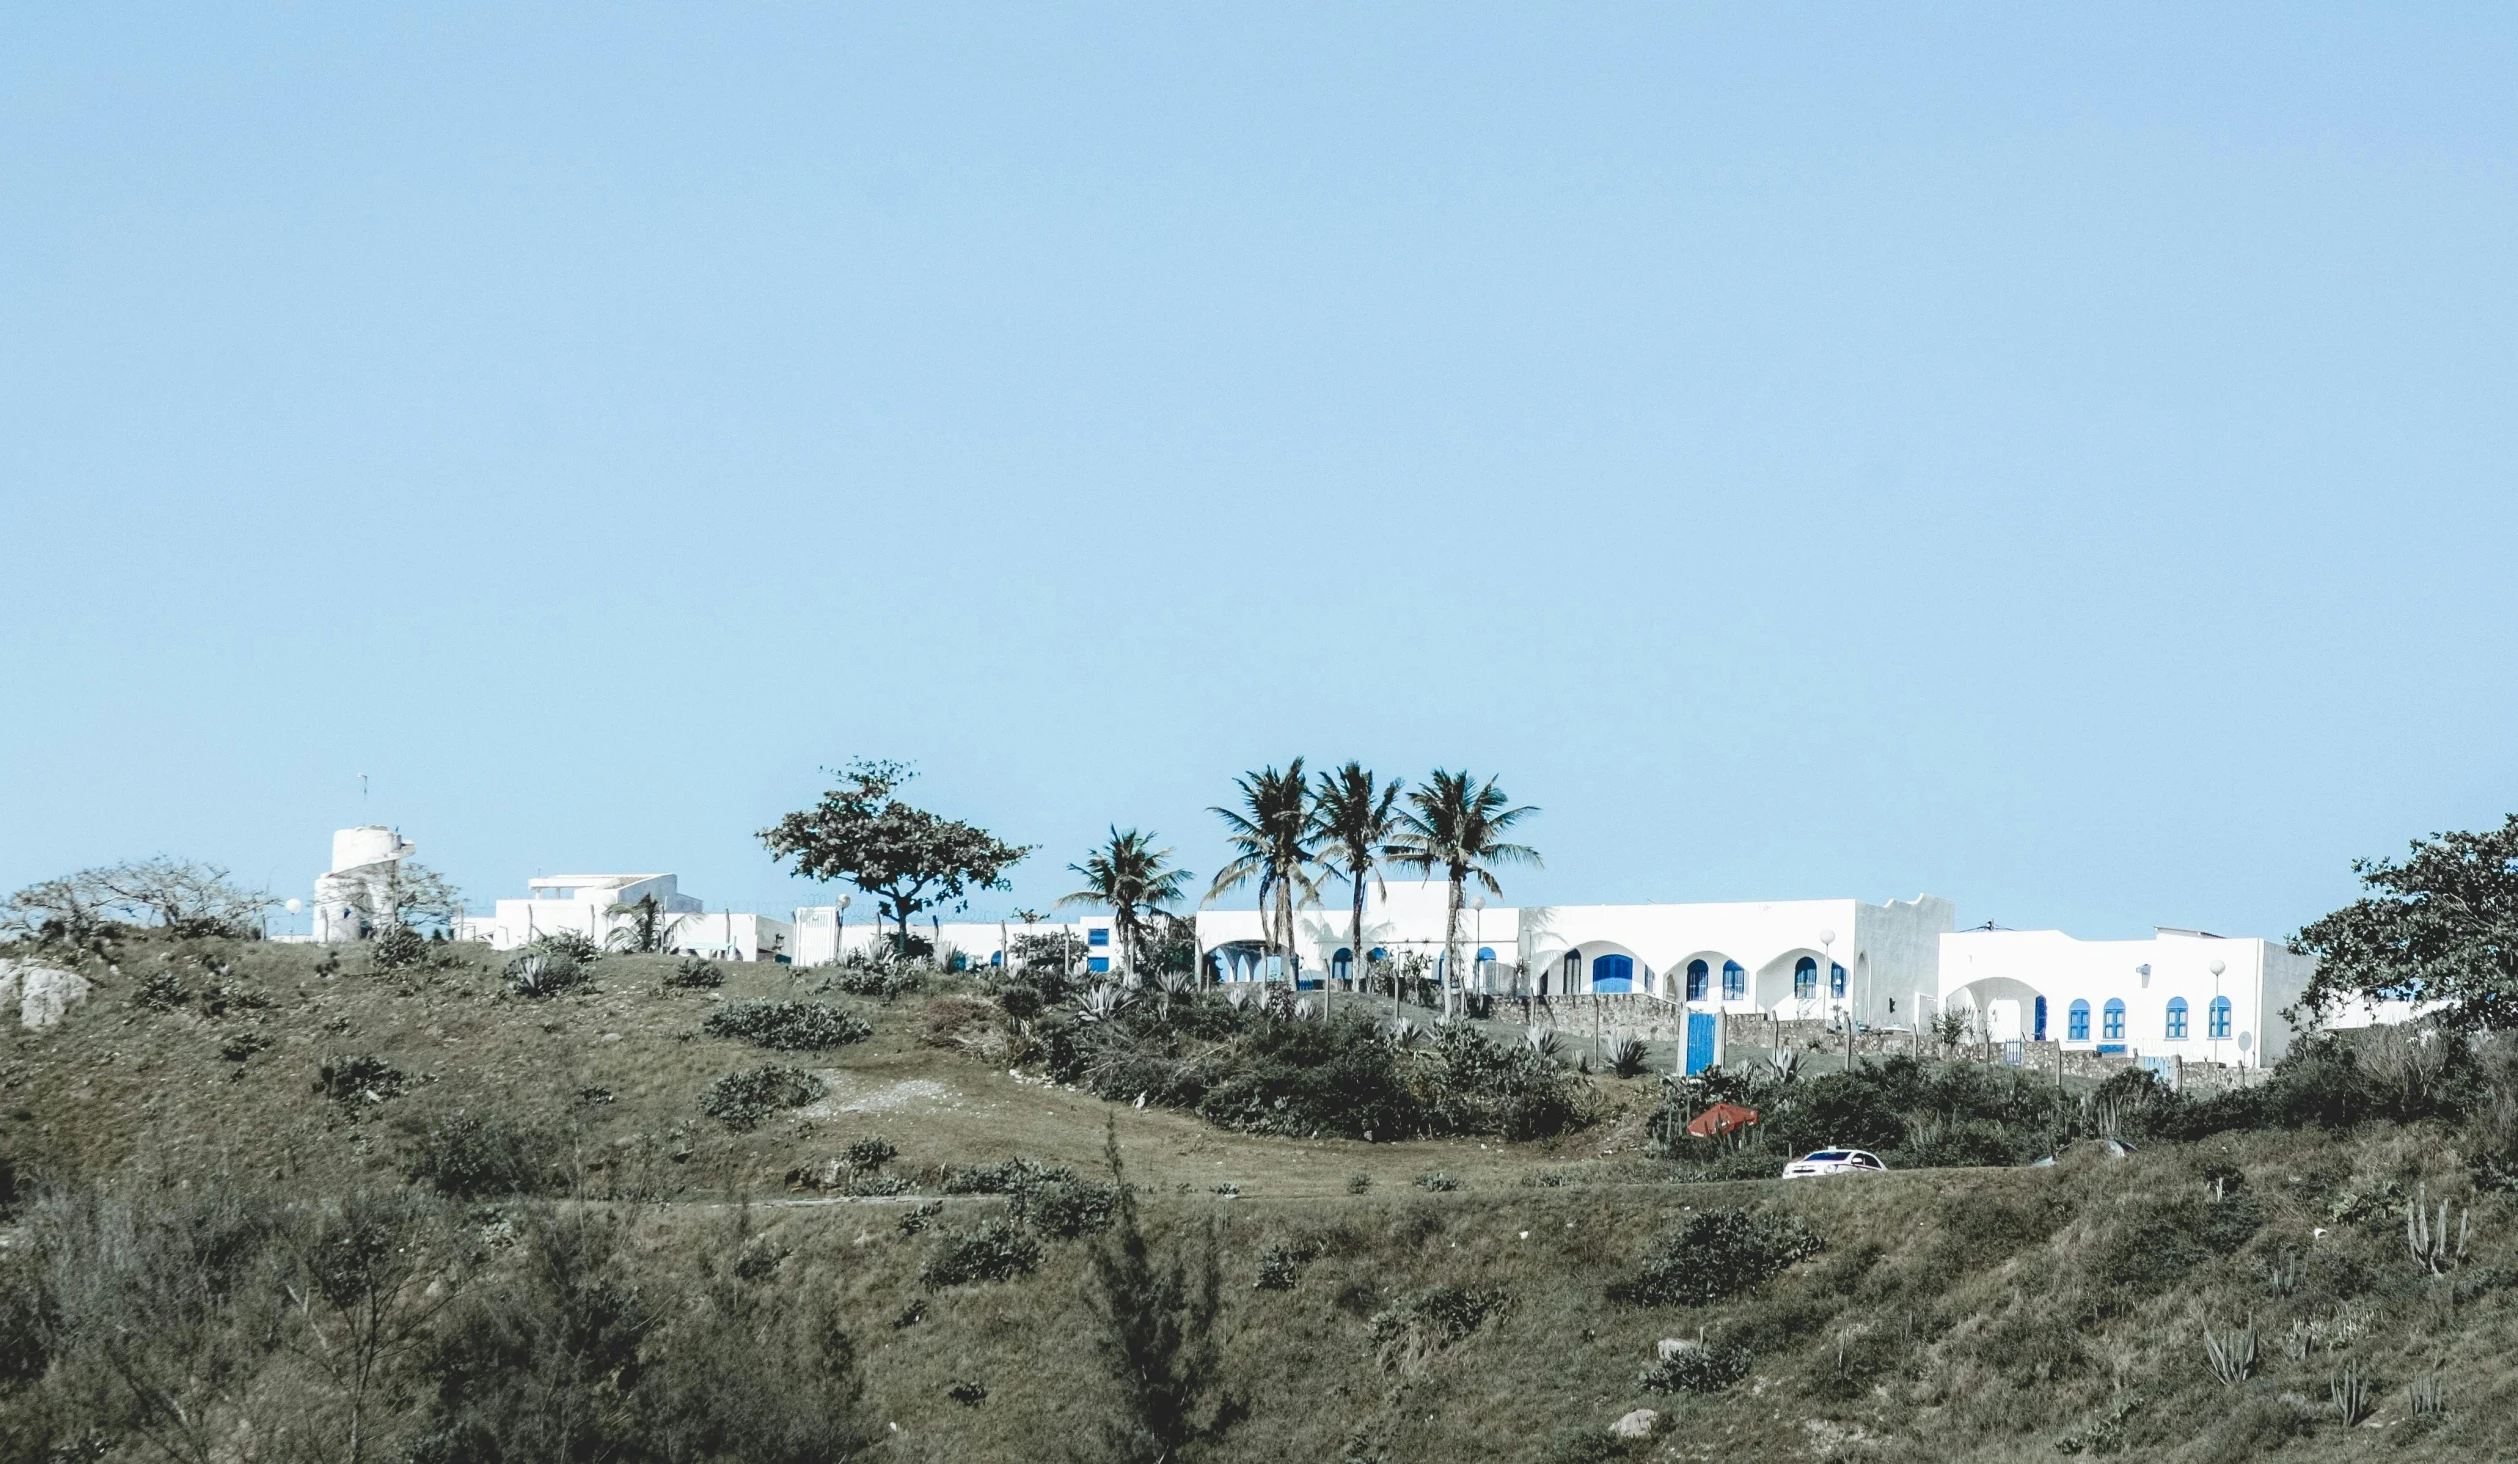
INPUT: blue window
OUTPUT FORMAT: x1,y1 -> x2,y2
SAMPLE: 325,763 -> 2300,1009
1087,927 -> 1110,947
1368,947 -> 1386,962
2208,996 -> 2232,1039
1332,947 -> 1353,983
989,951 -> 1003,968
2033,995 -> 2048,1042
2067,1000 -> 2091,1041
1476,946 -> 1495,964
1592,954 -> 1635,993
1722,960 -> 1745,1001
1087,956 -> 1110,973
1562,951 -> 1579,990
2165,997 -> 2188,1040
1794,956 -> 1818,1000
1686,959 -> 1709,1001
1831,962 -> 1847,999
2102,999 -> 2126,1041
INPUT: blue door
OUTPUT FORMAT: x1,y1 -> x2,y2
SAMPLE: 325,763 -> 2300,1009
1592,954 -> 1634,992
1685,1011 -> 1717,1075
2033,995 -> 2047,1042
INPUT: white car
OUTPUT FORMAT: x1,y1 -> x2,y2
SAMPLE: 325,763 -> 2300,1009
1782,1149 -> 1887,1179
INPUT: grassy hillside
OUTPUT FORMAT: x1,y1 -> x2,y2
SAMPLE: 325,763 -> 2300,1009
4,934 -> 2516,1462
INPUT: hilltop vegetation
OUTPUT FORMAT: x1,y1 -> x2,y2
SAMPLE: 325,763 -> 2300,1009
5,931 -> 2518,1462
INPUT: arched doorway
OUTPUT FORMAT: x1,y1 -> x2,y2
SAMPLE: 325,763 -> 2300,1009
1592,953 -> 1635,993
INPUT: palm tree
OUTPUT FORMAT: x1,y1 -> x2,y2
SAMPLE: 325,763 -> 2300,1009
1310,762 -> 1403,1022
1061,829 -> 1191,990
1388,769 -> 1540,1019
1206,761 -> 1316,991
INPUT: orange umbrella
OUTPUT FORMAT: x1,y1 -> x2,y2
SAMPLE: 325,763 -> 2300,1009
1685,1102 -> 1760,1139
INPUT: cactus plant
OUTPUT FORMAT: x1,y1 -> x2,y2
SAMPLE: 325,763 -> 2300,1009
2201,1315 -> 2257,1386
2330,1360 -> 2371,1426
2407,1181 -> 2471,1275
2407,1370 -> 2446,1417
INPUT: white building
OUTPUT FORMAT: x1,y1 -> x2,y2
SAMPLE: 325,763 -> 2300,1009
456,874 -> 794,963
1194,881 -> 1957,1033
790,907 -> 1117,972
1939,927 -> 2318,1069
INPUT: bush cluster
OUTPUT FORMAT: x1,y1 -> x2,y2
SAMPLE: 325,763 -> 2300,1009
703,1000 -> 872,1051
1638,1341 -> 1754,1394
940,1156 -> 1120,1237
1607,1208 -> 1824,1307
919,1220 -> 1043,1288
402,1113 -> 567,1198
663,956 -> 722,989
1370,1285 -> 1508,1371
829,966 -> 923,999
1028,995 -> 1586,1142
316,1054 -> 407,1108
699,1065 -> 827,1129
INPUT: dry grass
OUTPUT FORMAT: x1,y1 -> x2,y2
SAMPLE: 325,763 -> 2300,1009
6,934 -> 2518,1461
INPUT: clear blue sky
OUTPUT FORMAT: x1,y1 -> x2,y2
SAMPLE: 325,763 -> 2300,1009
6,6 -> 2515,941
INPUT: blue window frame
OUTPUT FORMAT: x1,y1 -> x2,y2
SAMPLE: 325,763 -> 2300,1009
1087,927 -> 1110,947
1722,960 -> 1745,1001
2067,1000 -> 2091,1041
1592,954 -> 1635,993
1368,947 -> 1386,962
2208,996 -> 2232,1039
2102,999 -> 2126,1041
1332,947 -> 1353,983
1562,951 -> 1580,990
2033,995 -> 2048,1042
1476,946 -> 1495,964
1686,959 -> 1709,1001
2165,997 -> 2188,1040
1830,962 -> 1847,999
1087,956 -> 1110,973
1794,956 -> 1818,999
989,951 -> 1002,968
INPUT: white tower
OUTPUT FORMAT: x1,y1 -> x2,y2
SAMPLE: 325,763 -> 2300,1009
313,826 -> 415,943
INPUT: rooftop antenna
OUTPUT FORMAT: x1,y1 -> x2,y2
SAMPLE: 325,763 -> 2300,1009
359,772 -> 369,805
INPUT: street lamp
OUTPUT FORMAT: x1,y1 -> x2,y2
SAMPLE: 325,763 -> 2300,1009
1819,926 -> 1846,1070
2209,958 -> 2227,1066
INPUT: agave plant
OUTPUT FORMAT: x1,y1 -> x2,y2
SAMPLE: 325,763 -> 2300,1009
1385,1017 -> 1422,1049
2202,1315 -> 2258,1386
1077,983 -> 1135,1023
1768,1046 -> 1802,1083
1524,1027 -> 1563,1059
1608,1034 -> 1650,1079
1293,996 -> 1318,1020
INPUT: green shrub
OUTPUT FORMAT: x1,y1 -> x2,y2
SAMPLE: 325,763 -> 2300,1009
703,1000 -> 872,1051
506,948 -> 588,998
830,966 -> 923,999
1414,1171 -> 1460,1192
371,922 -> 428,972
1608,1208 -> 1824,1307
1638,1341 -> 1753,1393
1370,1285 -> 1508,1371
842,1135 -> 897,1170
920,1220 -> 1043,1288
402,1113 -> 567,1198
700,1065 -> 827,1130
315,1054 -> 406,1108
2092,1195 -> 2263,1294
664,956 -> 722,989
218,1030 -> 272,1062
939,1156 -> 1116,1236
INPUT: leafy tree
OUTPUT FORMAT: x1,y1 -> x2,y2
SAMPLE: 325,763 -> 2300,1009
1388,770 -> 1538,1018
275,1190 -> 462,1464
1205,762 -> 1315,990
1310,762 -> 1403,1022
347,861 -> 465,937
1063,828 -> 1191,990
2297,815 -> 2518,1031
760,760 -> 1032,959
1083,1122 -> 1232,1464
